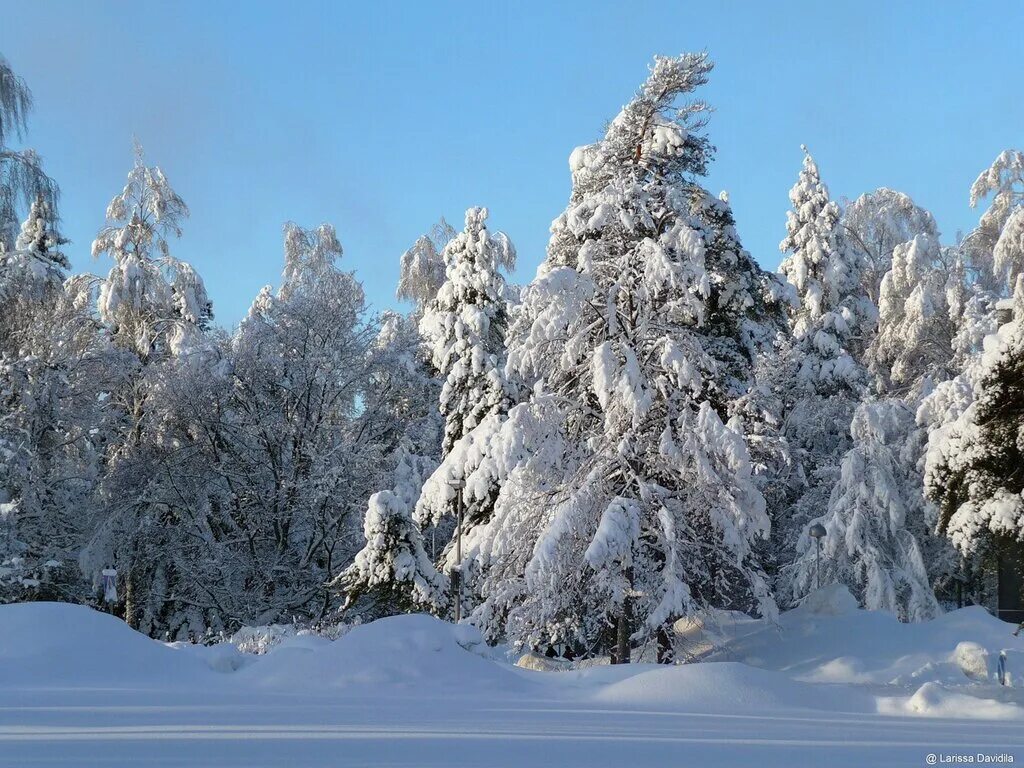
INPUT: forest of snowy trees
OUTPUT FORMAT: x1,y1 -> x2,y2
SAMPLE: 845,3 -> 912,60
1,51 -> 1023,659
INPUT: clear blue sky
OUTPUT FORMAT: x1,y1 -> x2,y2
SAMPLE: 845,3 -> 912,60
3,1 -> 1022,325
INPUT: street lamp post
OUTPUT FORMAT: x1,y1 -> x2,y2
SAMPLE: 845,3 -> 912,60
809,523 -> 827,590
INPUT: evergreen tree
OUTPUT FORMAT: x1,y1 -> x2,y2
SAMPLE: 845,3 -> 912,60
919,151 -> 1024,608
339,217 -> 457,619
776,148 -> 874,602
339,452 -> 448,616
417,207 -> 515,457
924,277 -> 1024,605
412,208 -> 516,617
469,54 -> 782,660
779,147 -> 873,385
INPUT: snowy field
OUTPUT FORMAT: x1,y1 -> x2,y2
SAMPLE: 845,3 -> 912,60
1,588 -> 1023,768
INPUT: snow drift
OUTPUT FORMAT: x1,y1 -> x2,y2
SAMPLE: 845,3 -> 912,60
1,593 -> 1023,767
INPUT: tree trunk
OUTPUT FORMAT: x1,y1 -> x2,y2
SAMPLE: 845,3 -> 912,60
656,623 -> 674,664
615,610 -> 630,664
124,566 -> 138,629
614,569 -> 633,664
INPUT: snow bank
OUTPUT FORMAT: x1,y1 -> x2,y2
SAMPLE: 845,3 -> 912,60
2,595 -> 1022,724
588,661 -> 874,713
238,613 -> 528,694
706,586 -> 1022,687
0,602 -> 211,686
879,681 -> 1024,720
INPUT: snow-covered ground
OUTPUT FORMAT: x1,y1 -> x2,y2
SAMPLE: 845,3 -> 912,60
1,587 -> 1023,767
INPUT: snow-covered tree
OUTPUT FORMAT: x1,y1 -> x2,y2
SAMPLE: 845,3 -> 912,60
339,309 -> 448,615
338,452 -> 448,616
84,222 -> 386,636
410,207 -> 517,618
465,54 -> 783,660
0,204 -> 124,605
965,149 -> 1024,293
418,207 -> 515,457
791,402 -> 939,620
92,142 -> 211,358
842,188 -> 939,306
779,147 -> 873,387
396,218 -> 455,312
0,195 -> 67,299
869,234 -> 957,394
775,149 -> 875,598
0,55 -> 58,250
82,145 -> 219,632
914,152 -> 1024,609
924,277 -> 1024,602
340,216 -> 460,619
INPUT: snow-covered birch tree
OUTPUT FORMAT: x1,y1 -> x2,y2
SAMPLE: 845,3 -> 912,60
0,202 -> 124,605
842,188 -> 939,306
92,142 -> 211,358
0,55 -> 58,250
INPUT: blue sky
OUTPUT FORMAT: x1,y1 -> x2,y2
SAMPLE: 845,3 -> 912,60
3,1 -> 1022,325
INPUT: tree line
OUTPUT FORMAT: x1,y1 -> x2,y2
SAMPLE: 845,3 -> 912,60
1,52 -> 1021,660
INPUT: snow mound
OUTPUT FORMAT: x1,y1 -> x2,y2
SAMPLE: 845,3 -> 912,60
516,652 -> 571,672
0,602 -> 210,686
794,583 -> 860,616
239,614 -> 528,694
588,661 -> 874,714
882,682 -> 1024,720
954,641 -> 990,681
707,597 -> 1022,687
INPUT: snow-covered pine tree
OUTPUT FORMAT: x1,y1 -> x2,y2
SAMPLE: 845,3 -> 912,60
338,452 -> 448,616
468,54 -> 783,661
339,310 -> 447,616
779,147 -> 873,384
775,148 -> 874,602
918,150 -> 1024,609
340,217 -> 458,619
412,208 -> 516,617
417,207 -> 515,457
0,195 -> 67,294
0,194 -> 69,352
0,55 -> 58,250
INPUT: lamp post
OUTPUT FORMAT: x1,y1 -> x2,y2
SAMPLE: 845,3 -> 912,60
809,523 -> 827,590
452,478 -> 465,623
